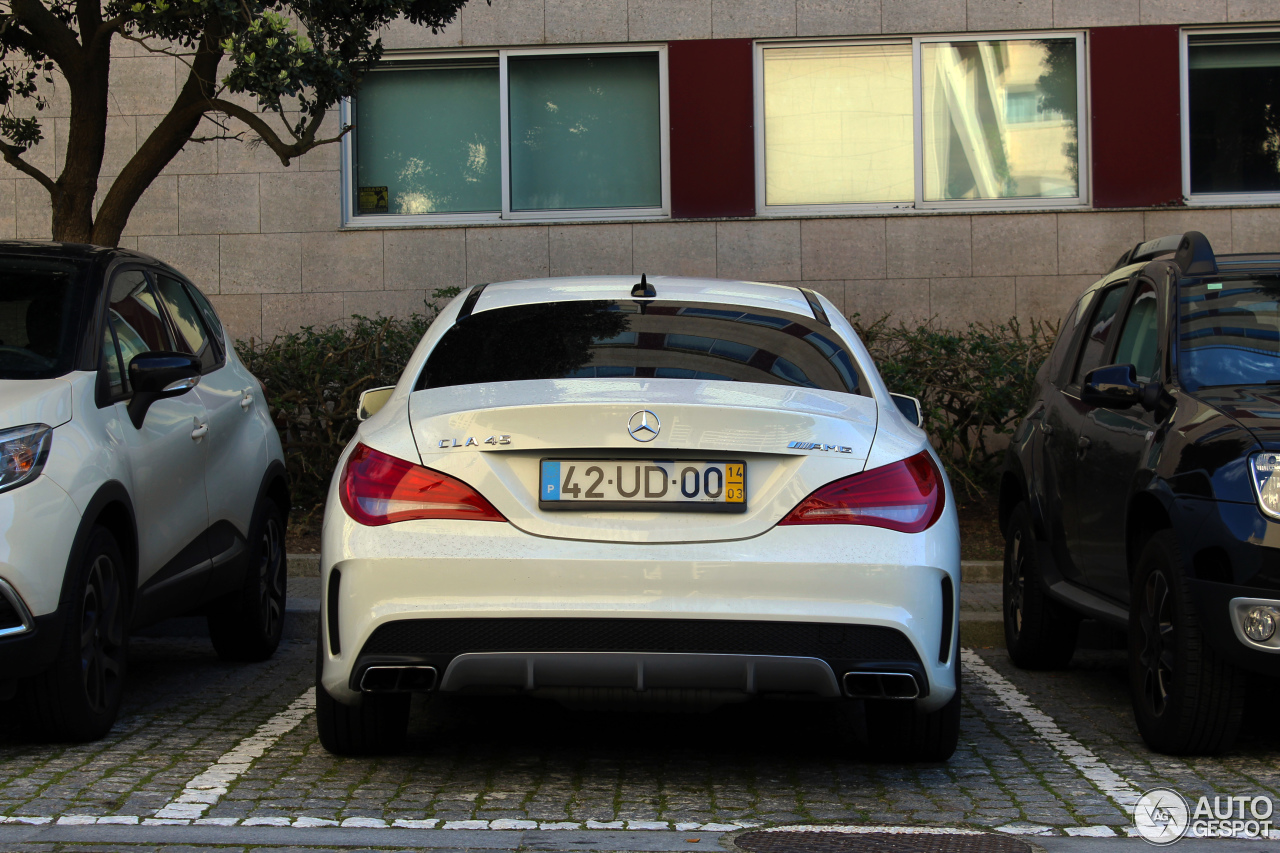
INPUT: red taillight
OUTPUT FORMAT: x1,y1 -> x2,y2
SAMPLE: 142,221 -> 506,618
778,451 -> 945,533
339,443 -> 506,526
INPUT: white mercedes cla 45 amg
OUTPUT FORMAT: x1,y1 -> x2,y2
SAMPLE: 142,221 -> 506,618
317,276 -> 961,760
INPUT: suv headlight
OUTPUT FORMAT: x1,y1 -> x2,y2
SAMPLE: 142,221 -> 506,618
1250,452 -> 1280,519
0,424 -> 52,495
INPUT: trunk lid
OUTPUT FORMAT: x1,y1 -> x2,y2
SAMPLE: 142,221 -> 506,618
408,378 -> 878,543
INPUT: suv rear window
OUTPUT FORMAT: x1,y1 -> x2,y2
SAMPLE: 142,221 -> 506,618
416,300 -> 868,395
0,257 -> 88,380
1180,276 -> 1280,389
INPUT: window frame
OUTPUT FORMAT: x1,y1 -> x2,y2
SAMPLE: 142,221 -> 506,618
753,31 -> 1090,216
340,44 -> 671,228
1179,26 -> 1280,206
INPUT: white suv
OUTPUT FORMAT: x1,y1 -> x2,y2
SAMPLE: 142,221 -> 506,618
0,242 -> 289,741
318,276 -> 961,760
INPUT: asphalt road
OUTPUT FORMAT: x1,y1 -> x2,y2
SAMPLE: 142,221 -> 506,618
2,582 -> 1279,851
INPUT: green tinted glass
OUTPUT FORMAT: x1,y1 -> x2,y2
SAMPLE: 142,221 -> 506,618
508,53 -> 662,211
354,64 -> 501,214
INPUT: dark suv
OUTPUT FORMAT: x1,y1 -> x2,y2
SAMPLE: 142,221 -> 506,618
1002,231 -> 1280,755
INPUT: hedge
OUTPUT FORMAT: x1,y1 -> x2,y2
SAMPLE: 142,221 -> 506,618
236,309 -> 1055,530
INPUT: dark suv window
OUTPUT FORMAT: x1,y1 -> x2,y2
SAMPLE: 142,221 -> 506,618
1180,276 -> 1280,389
0,257 -> 88,380
1071,284 -> 1128,386
1113,281 -> 1159,381
417,300 -> 869,395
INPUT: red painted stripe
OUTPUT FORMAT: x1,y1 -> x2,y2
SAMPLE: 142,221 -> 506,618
669,39 -> 756,218
1090,25 -> 1183,208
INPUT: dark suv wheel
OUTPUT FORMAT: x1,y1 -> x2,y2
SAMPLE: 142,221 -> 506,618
1003,503 -> 1079,669
1129,530 -> 1246,755
26,527 -> 129,741
208,499 -> 287,662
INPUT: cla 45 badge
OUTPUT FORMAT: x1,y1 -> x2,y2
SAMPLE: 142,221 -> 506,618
437,435 -> 511,448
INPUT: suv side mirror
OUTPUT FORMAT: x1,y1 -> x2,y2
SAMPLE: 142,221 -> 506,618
127,352 -> 202,429
357,386 -> 395,422
1081,363 -> 1142,409
890,393 -> 923,427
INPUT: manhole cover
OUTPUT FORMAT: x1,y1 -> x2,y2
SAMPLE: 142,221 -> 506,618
735,831 -> 1033,853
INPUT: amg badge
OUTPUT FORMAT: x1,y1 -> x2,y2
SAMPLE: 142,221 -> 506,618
788,441 -> 853,453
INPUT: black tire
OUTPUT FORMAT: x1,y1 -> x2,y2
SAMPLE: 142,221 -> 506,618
208,499 -> 286,662
1003,503 -> 1079,669
315,683 -> 410,755
1129,530 -> 1245,755
25,527 -> 129,742
863,684 -> 961,763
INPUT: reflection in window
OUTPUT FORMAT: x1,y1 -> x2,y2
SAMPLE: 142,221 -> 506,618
1114,286 -> 1159,380
1073,285 -> 1126,384
417,300 -> 867,395
508,53 -> 662,211
1180,278 -> 1280,389
1188,35 -> 1280,195
354,63 -> 501,215
762,43 -> 914,205
922,39 -> 1079,200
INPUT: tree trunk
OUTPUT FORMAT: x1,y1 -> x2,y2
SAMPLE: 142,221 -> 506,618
51,44 -> 109,244
90,30 -> 224,248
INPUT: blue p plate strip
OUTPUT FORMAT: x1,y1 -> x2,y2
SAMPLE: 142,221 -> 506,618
541,461 -> 561,500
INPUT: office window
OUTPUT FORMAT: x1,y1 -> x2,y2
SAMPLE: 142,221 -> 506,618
347,48 -> 667,224
354,63 -> 501,215
1185,32 -> 1280,199
762,44 -> 914,205
758,34 -> 1086,212
508,53 -> 662,211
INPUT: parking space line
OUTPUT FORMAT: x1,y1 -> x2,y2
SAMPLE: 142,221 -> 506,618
151,687 -> 316,821
961,649 -> 1139,811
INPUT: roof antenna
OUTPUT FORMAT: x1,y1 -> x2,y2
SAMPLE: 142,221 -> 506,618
631,273 -> 656,298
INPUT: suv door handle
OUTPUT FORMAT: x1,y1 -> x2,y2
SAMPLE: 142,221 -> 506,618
1041,422 -> 1054,437
191,422 -> 209,441
240,392 -> 254,411
1077,435 -> 1091,449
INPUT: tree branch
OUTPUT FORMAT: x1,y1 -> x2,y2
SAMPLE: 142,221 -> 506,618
10,0 -> 82,66
0,140 -> 56,192
75,0 -> 102,49
207,98 -> 346,165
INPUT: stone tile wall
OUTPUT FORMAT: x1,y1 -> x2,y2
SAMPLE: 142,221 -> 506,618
0,0 -> 1277,340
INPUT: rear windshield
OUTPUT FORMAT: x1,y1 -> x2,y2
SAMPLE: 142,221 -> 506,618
416,300 -> 868,395
0,257 -> 88,380
1180,276 -> 1280,389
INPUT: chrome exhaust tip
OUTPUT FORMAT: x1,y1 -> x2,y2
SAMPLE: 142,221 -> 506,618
359,665 -> 438,693
843,670 -> 920,700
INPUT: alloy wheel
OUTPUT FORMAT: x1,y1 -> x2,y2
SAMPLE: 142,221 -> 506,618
258,515 -> 285,639
79,554 -> 124,715
1006,527 -> 1026,634
1138,569 -> 1176,718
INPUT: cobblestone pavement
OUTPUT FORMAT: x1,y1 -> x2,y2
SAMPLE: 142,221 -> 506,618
2,603 -> 1280,844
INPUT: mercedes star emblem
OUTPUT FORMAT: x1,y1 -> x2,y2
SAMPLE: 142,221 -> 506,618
628,410 -> 660,442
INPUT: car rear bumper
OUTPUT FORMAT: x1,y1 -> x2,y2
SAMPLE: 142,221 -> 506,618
319,513 -> 961,710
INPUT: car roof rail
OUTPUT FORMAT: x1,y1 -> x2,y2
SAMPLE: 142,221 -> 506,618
1110,230 -> 1218,276
1172,230 -> 1218,276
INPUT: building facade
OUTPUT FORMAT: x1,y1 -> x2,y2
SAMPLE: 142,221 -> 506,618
9,0 -> 1280,340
